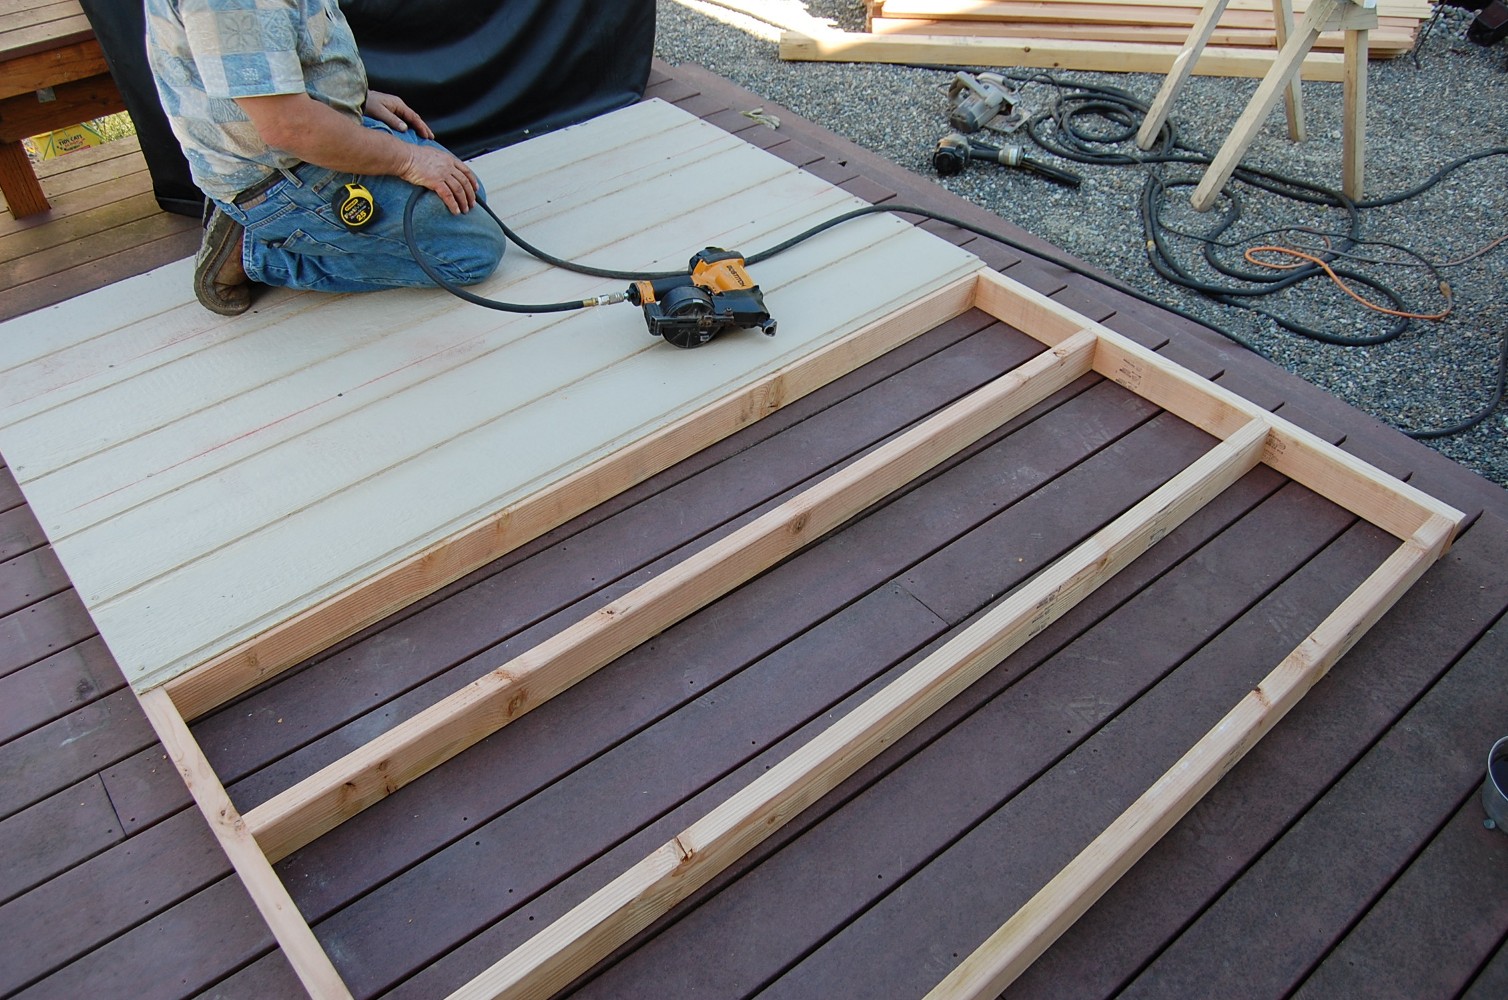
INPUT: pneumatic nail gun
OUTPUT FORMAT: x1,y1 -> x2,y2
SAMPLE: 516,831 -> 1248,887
626,249 -> 777,349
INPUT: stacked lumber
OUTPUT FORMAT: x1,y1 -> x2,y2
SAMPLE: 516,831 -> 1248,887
863,0 -> 1433,58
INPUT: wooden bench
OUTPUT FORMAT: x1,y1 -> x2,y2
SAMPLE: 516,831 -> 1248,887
0,0 -> 126,218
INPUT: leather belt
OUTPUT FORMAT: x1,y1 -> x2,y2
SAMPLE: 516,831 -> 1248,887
233,165 -> 302,209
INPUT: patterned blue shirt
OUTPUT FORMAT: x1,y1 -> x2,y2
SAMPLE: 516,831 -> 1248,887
145,0 -> 368,202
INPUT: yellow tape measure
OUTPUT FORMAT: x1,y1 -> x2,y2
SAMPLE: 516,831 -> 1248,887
332,182 -> 377,230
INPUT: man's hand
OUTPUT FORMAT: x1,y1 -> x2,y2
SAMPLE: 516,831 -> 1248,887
367,91 -> 478,213
398,142 -> 479,215
364,90 -> 434,140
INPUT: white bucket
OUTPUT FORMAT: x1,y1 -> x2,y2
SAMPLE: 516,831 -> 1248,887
1484,736 -> 1508,833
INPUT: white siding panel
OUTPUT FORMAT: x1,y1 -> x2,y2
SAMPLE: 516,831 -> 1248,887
0,99 -> 984,692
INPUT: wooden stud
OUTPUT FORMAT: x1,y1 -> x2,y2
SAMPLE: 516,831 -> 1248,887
1342,23 -> 1368,199
445,420 -> 1272,1000
925,511 -> 1457,999
1272,0 -> 1308,140
864,3 -> 1422,31
869,0 -> 1428,17
1136,0 -> 1242,150
866,16 -> 1415,52
778,30 -> 1348,82
244,330 -> 1101,863
135,688 -> 354,1000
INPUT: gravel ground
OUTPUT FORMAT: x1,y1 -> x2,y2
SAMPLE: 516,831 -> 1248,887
654,1 -> 1508,487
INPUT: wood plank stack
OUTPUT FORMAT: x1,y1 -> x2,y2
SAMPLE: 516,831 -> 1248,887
863,0 -> 1434,59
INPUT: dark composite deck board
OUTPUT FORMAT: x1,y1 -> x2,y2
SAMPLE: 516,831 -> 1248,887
197,948 -> 305,1000
754,519 -> 1396,1000
0,546 -> 74,623
14,874 -> 273,1000
0,774 -> 121,905
1462,935 -> 1508,1000
0,684 -> 153,819
572,479 -> 1361,999
0,804 -> 226,995
1289,773 -> 1508,998
792,152 -> 861,191
389,419 -> 1296,995
288,373 -> 1193,994
564,471 -> 1301,990
1121,556 -> 1508,1000
0,504 -> 44,562
363,415 -> 1221,997
99,741 -> 183,835
0,635 -> 121,743
1006,513 -> 1508,1000
336,588 -> 948,998
3,60 -> 1506,1000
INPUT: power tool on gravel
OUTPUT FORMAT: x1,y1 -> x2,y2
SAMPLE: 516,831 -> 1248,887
946,72 -> 1024,134
932,132 -> 1083,188
625,248 -> 777,349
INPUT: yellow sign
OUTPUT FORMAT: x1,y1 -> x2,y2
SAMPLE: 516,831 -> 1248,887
24,123 -> 106,161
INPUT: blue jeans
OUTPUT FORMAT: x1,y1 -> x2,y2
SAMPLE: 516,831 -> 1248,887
214,118 -> 506,294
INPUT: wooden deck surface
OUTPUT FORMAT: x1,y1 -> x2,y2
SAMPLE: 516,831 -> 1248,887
0,133 -> 199,321
2,60 -> 1507,999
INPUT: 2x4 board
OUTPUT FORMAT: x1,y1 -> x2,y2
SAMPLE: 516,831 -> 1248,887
0,97 -> 1462,998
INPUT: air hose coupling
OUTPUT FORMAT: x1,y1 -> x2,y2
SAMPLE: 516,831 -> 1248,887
581,291 -> 629,308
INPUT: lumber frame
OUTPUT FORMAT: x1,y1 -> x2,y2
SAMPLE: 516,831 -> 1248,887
135,688 -> 354,1000
244,326 -> 1102,863
134,265 -> 1462,1000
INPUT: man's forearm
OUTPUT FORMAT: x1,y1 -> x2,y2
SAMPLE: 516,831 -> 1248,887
235,93 -> 410,176
233,91 -> 479,214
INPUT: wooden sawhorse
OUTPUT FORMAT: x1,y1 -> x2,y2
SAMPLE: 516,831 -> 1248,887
1135,0 -> 1379,211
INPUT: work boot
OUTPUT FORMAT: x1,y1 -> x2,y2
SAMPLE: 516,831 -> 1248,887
194,205 -> 251,316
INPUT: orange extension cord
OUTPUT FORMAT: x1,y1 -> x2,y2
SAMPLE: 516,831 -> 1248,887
1242,244 -> 1454,321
